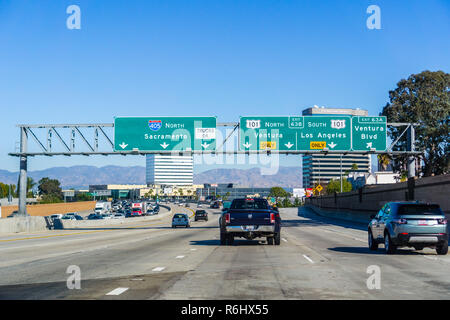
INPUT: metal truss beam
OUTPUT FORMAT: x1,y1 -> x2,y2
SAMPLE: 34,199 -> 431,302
9,122 -> 420,157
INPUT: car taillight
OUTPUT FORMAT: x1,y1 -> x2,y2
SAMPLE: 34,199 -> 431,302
393,219 -> 407,224
225,213 -> 230,224
270,213 -> 275,224
438,218 -> 447,225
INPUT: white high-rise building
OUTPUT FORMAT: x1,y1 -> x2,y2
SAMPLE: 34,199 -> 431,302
146,155 -> 194,186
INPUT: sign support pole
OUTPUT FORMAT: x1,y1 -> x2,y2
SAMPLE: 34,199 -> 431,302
407,125 -> 416,178
340,155 -> 343,193
18,127 -> 28,216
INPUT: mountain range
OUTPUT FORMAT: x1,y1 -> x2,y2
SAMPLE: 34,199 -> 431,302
0,165 -> 302,189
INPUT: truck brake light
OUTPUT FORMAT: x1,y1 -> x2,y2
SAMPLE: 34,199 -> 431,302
225,213 -> 230,224
270,213 -> 275,224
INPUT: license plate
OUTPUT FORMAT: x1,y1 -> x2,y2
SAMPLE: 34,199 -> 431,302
418,220 -> 436,226
244,226 -> 255,231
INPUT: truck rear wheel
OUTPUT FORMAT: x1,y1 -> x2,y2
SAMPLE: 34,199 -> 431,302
274,233 -> 281,245
220,232 -> 226,245
227,235 -> 234,246
267,237 -> 274,245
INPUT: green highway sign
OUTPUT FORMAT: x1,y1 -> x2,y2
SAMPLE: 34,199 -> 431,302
351,116 -> 387,151
240,116 -> 352,151
114,117 -> 217,152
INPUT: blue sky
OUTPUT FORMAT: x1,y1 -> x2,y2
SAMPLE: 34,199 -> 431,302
0,0 -> 449,173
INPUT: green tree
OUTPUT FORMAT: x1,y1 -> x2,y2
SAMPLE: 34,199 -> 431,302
39,194 -> 63,204
75,193 -> 93,202
326,178 -> 352,195
17,177 -> 36,198
0,183 -> 8,198
268,187 -> 289,205
281,197 -> 292,208
38,177 -> 63,203
377,154 -> 392,171
382,70 -> 450,176
268,187 -> 289,198
27,178 -> 36,197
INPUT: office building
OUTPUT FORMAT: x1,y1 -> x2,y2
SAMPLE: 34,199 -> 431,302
146,155 -> 194,186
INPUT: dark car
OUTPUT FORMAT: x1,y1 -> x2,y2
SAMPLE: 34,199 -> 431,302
368,202 -> 448,255
126,210 -> 140,218
195,210 -> 208,221
219,198 -> 282,246
87,213 -> 103,220
210,201 -> 220,209
6,210 -> 19,218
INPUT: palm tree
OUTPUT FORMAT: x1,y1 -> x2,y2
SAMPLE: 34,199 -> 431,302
377,154 -> 392,171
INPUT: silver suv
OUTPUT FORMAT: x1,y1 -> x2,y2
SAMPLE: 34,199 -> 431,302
368,202 -> 448,255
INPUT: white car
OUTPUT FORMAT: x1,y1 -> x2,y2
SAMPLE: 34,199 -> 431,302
50,214 -> 63,220
112,213 -> 125,219
197,203 -> 203,208
102,214 -> 113,219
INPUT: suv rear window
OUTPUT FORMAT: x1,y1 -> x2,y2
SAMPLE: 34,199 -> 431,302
174,214 -> 186,219
231,199 -> 269,210
398,204 -> 443,215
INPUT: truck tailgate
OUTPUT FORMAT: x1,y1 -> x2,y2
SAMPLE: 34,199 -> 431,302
228,210 -> 272,225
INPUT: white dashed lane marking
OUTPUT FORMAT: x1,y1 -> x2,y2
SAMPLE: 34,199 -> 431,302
303,254 -> 314,264
106,287 -> 129,296
176,255 -> 185,259
152,267 -> 166,272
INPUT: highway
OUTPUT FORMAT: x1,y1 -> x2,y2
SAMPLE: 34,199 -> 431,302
0,205 -> 449,300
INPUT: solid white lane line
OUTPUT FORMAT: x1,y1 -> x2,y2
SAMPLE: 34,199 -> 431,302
303,254 -> 314,264
176,255 -> 185,259
152,267 -> 165,272
106,287 -> 129,296
190,248 -> 197,251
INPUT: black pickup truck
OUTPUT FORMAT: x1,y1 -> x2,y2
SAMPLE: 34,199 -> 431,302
219,198 -> 282,245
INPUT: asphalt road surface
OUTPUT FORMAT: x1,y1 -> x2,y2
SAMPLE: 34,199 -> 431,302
0,205 -> 449,300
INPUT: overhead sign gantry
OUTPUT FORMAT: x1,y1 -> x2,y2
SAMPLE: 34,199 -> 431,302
9,116 -> 417,216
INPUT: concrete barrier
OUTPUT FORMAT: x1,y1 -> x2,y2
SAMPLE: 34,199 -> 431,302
305,174 -> 450,227
306,174 -> 450,215
305,205 -> 372,225
54,205 -> 172,229
0,205 -> 173,234
0,216 -> 49,234
0,201 -> 96,218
